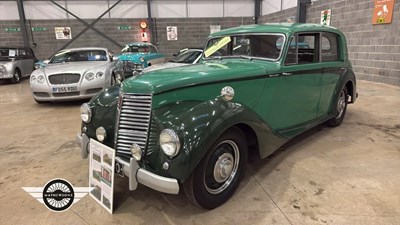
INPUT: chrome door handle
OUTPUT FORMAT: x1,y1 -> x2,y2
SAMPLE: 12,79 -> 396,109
269,74 -> 280,77
282,72 -> 292,76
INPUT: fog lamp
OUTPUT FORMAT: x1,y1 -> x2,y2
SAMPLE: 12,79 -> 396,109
96,127 -> 107,142
130,143 -> 142,161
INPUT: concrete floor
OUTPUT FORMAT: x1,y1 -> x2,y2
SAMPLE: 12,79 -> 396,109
0,79 -> 399,225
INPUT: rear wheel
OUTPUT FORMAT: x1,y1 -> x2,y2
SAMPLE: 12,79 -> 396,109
183,127 -> 248,209
327,87 -> 348,127
11,69 -> 21,84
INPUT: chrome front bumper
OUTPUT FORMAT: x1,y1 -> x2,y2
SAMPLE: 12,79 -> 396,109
76,133 -> 179,194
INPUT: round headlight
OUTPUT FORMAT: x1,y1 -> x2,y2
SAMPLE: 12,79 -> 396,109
85,72 -> 94,81
30,75 -> 36,83
37,75 -> 45,84
96,71 -> 104,79
139,57 -> 145,63
160,129 -> 180,157
96,127 -> 107,142
80,103 -> 92,123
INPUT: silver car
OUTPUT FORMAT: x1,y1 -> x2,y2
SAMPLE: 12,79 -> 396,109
30,47 -> 118,103
0,47 -> 36,83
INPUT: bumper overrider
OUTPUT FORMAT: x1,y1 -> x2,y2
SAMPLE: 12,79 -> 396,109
76,132 -> 179,195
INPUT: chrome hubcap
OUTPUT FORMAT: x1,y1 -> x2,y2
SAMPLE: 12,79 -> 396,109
336,90 -> 346,119
15,72 -> 19,81
205,140 -> 240,195
213,153 -> 234,183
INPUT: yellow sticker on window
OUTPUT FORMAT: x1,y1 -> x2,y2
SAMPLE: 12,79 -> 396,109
204,36 -> 231,58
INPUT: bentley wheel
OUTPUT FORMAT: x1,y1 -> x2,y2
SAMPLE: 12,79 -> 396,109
184,127 -> 247,209
327,87 -> 348,127
11,69 -> 21,84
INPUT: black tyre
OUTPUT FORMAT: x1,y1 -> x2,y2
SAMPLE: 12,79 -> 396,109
11,69 -> 21,84
327,87 -> 348,127
183,127 -> 248,209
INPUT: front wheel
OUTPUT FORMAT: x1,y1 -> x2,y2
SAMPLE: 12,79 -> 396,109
327,87 -> 348,127
11,69 -> 21,84
183,127 -> 248,209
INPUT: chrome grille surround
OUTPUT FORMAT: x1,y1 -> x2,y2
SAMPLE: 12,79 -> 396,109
115,93 -> 152,159
48,73 -> 81,84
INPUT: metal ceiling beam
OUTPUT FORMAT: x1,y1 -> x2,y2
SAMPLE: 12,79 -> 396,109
50,0 -> 123,52
254,0 -> 261,24
16,0 -> 29,47
296,0 -> 311,23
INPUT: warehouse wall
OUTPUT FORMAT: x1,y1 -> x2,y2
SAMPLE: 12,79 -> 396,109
0,17 -> 253,60
259,0 -> 400,86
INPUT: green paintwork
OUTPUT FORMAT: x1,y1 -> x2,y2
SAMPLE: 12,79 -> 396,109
81,23 -> 357,183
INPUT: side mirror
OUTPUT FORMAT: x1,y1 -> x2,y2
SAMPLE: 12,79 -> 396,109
43,59 -> 50,64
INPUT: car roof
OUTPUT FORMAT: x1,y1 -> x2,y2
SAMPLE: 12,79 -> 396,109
57,47 -> 109,52
209,23 -> 343,38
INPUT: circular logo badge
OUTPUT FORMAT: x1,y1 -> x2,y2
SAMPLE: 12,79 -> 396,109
42,179 -> 75,212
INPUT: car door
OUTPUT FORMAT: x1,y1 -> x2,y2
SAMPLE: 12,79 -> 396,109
18,48 -> 33,76
318,32 -> 344,117
267,33 -> 323,137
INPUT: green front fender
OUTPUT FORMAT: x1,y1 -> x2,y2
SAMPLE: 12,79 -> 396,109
148,97 -> 287,183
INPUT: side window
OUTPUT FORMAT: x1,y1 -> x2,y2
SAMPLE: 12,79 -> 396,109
285,33 -> 319,65
321,33 -> 339,62
19,49 -> 27,57
150,46 -> 157,53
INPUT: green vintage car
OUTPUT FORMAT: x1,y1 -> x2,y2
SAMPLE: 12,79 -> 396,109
76,23 -> 357,209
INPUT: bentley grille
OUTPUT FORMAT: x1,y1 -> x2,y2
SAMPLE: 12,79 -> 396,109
48,73 -> 80,85
115,93 -> 152,159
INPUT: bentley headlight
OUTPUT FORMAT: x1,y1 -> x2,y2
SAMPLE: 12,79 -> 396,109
37,75 -> 45,84
80,103 -> 92,123
0,65 -> 5,73
139,57 -> 145,63
96,127 -> 106,142
85,72 -> 94,81
160,129 -> 180,157
30,75 -> 36,83
96,71 -> 104,79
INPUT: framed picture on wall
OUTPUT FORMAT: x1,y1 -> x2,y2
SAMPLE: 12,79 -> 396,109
167,26 -> 178,41
372,0 -> 395,24
320,9 -> 332,26
55,27 -> 72,39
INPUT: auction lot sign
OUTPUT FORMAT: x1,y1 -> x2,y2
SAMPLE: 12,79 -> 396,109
89,139 -> 116,214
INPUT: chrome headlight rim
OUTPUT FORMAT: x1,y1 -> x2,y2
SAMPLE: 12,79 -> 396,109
96,126 -> 107,142
85,72 -> 95,81
30,75 -> 36,83
80,103 -> 92,123
160,129 -> 181,158
139,57 -> 145,63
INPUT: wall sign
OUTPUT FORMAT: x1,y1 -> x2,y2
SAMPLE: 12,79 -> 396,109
5,27 -> 20,32
372,0 -> 395,24
55,27 -> 72,39
167,26 -> 178,41
118,25 -> 131,30
32,27 -> 47,32
321,9 -> 332,26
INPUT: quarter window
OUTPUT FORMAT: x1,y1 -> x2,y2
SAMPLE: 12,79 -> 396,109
321,33 -> 339,62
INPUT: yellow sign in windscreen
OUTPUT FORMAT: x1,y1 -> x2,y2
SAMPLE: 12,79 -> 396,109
204,36 -> 231,58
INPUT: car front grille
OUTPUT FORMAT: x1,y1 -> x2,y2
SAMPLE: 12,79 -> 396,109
115,93 -> 152,159
123,61 -> 144,73
48,73 -> 81,85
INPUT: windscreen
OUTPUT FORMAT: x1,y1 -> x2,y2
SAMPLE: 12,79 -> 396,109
50,50 -> 107,63
121,45 -> 149,53
0,48 -> 17,57
204,34 -> 285,60
170,50 -> 202,63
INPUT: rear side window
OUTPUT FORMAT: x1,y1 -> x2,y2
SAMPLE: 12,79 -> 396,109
285,33 -> 319,65
321,33 -> 339,62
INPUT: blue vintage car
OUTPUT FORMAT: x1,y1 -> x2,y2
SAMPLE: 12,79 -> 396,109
116,42 -> 165,78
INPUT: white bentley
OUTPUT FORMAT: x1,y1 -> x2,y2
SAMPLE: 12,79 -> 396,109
30,47 -> 118,103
